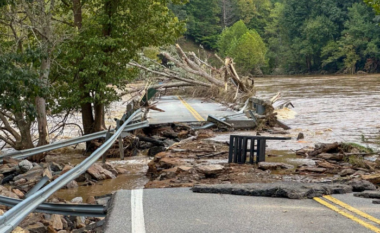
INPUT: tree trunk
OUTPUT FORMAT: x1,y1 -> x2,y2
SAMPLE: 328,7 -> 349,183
94,102 -> 105,132
14,112 -> 34,150
36,58 -> 50,147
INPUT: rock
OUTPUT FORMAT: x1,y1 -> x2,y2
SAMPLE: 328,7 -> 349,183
258,162 -> 294,170
115,167 -> 128,174
102,162 -> 118,177
161,130 -> 178,139
11,227 -> 27,233
160,167 -> 178,179
339,169 -> 356,176
0,190 -> 20,199
12,189 -> 25,198
50,163 -> 62,172
316,153 -> 344,161
43,168 -> 53,180
75,173 -> 92,182
298,167 -> 326,173
51,214 -> 63,230
316,161 -> 336,169
0,185 -> 8,192
14,178 -> 27,186
19,160 -> 33,173
57,231 -> 67,233
346,179 -> 376,192
0,209 -> 4,215
76,216 -> 86,228
177,166 -> 193,172
158,157 -> 180,169
197,129 -> 214,139
192,182 -> 353,199
71,197 -> 83,204
148,146 -> 166,157
177,130 -> 189,138
0,164 -> 17,174
297,133 -> 304,140
163,139 -> 176,147
13,167 -> 43,182
87,163 -> 116,180
361,174 -> 380,184
60,165 -> 73,175
3,157 -> 20,166
354,191 -> 380,199
32,163 -> 40,168
86,196 -> 96,205
197,165 -> 224,176
26,222 -> 46,233
64,180 -> 78,189
47,225 -> 57,233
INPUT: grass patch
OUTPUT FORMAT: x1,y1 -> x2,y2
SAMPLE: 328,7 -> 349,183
341,142 -> 373,153
347,155 -> 366,168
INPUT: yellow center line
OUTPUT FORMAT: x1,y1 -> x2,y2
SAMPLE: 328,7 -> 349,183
314,197 -> 380,233
177,96 -> 205,122
324,195 -> 380,225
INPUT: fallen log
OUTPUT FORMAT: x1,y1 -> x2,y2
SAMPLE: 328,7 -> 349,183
137,135 -> 165,147
308,142 -> 340,157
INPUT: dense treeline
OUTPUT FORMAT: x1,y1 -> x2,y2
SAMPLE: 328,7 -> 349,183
0,0 -> 184,157
171,0 -> 380,75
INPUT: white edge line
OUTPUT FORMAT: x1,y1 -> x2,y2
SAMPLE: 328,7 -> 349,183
131,189 -> 146,233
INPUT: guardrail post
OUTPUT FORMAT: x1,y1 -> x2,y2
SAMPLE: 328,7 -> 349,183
103,128 -> 112,164
119,134 -> 124,160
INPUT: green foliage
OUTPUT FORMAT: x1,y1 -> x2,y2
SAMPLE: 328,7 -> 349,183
218,20 -> 267,74
217,20 -> 248,56
228,29 -> 267,74
0,50 -> 48,120
364,0 -> 380,13
51,0 -> 185,113
184,0 -> 222,49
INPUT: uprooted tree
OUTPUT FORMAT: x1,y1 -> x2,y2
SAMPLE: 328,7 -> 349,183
128,44 -> 278,129
129,44 -> 255,101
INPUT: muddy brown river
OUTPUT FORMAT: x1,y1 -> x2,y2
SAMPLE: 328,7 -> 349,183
53,74 -> 380,200
256,74 -> 380,150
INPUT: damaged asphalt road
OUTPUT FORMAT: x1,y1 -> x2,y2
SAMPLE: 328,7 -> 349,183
105,188 -> 376,233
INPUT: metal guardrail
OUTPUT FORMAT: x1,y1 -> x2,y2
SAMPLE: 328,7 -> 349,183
0,110 -> 148,233
0,113 -> 143,162
0,196 -> 106,217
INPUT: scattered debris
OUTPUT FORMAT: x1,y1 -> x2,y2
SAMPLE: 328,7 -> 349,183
192,182 -> 364,199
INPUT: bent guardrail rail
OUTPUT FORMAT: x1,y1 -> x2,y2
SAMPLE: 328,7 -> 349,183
0,110 -> 148,233
0,112 -> 144,162
0,195 -> 106,217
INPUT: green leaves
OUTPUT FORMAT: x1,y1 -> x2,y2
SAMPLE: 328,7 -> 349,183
217,21 -> 267,74
0,50 -> 48,120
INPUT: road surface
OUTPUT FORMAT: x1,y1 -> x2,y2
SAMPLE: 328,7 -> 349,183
147,96 -> 247,124
104,188 -> 380,233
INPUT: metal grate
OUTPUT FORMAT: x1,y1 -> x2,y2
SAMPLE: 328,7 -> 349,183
228,135 -> 291,164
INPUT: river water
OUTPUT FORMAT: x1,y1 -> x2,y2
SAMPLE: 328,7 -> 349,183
255,74 -> 380,151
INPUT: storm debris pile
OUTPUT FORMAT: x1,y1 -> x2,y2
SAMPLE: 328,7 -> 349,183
295,142 -> 380,183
